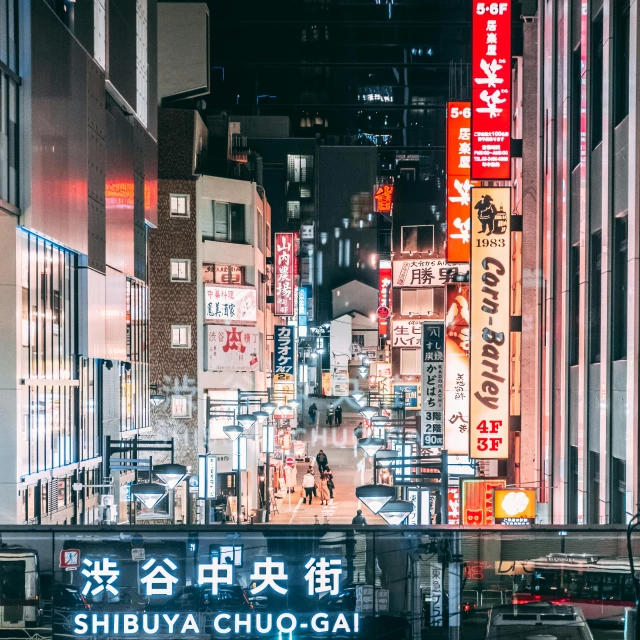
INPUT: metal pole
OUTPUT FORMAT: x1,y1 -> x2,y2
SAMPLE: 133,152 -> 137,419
265,449 -> 271,522
441,450 -> 449,525
205,396 -> 211,525
237,467 -> 242,524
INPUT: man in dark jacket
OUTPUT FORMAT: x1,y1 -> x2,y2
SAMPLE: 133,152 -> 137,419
352,510 -> 367,525
316,450 -> 328,473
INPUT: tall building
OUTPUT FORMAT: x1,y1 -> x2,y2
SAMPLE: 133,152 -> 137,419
0,0 -> 158,524
150,107 -> 276,523
518,0 -> 640,524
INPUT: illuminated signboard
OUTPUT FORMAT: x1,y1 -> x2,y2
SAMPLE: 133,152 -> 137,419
461,477 -> 506,525
421,322 -> 444,448
471,0 -> 512,180
73,556 -> 358,636
469,187 -> 510,459
275,232 -> 295,316
447,102 -> 478,263
204,285 -> 257,323
274,325 -> 295,380
391,320 -> 422,348
374,184 -> 394,213
448,486 -> 460,525
298,287 -> 309,336
378,260 -> 392,337
206,325 -> 259,372
392,260 -> 469,288
493,488 -> 536,525
393,383 -> 419,409
198,455 -> 217,499
444,283 -> 470,454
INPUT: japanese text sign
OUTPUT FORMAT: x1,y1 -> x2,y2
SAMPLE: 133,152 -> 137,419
391,320 -> 422,348
206,325 -> 260,372
275,233 -> 295,316
422,322 -> 444,448
447,102 -> 478,263
374,184 -> 394,213
430,563 -> 443,626
378,260 -> 392,337
445,284 -> 470,454
448,487 -> 460,525
274,325 -> 295,380
205,285 -> 257,323
471,0 -> 512,180
470,187 -> 510,459
461,477 -> 507,525
392,260 -> 469,288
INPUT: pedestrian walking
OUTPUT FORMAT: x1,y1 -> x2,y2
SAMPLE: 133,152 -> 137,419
335,404 -> 343,427
326,404 -> 334,426
352,509 -> 368,525
302,470 -> 316,504
308,402 -> 317,424
306,466 -> 317,496
319,472 -> 330,505
354,421 -> 364,439
325,466 -> 335,500
316,449 -> 328,473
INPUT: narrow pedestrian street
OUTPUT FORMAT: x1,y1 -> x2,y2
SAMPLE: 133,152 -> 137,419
269,398 -> 384,524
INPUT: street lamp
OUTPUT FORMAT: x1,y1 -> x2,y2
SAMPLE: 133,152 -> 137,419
378,499 -> 414,525
223,423 -> 244,441
237,413 -> 257,429
262,402 -> 277,415
376,449 -> 399,467
355,484 -> 395,514
131,483 -> 167,510
150,384 -> 165,407
153,463 -> 188,490
280,403 -> 293,416
352,391 -> 365,403
360,405 -> 379,420
289,397 -> 301,408
254,410 -> 269,423
358,437 -> 385,458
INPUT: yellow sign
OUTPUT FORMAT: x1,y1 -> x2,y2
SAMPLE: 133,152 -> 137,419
493,489 -> 536,524
321,372 -> 332,396
469,187 -> 510,459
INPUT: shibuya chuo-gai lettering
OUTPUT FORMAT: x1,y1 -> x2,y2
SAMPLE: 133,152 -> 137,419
73,557 -> 359,636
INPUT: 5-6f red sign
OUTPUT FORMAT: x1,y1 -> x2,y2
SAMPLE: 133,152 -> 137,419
471,1 -> 511,180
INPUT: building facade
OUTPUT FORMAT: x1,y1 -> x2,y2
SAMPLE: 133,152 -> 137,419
151,108 -> 275,523
0,0 -> 158,524
518,0 -> 640,524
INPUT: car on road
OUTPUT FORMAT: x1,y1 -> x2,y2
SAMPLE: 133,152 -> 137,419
145,584 -> 253,613
51,584 -> 90,637
485,603 -> 595,640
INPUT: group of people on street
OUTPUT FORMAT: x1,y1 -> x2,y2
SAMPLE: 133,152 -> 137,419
306,402 -> 345,427
301,450 -> 335,505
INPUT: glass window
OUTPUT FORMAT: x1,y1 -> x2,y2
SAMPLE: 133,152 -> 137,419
170,194 -> 189,217
613,0 -> 630,126
170,259 -> 190,282
570,46 -> 581,169
171,325 -> 191,348
214,202 -> 230,240
287,155 -> 314,183
400,349 -> 420,375
401,225 -> 435,253
569,244 -> 580,366
171,396 -> 190,418
591,14 -> 604,148
401,289 -> 434,316
589,232 -> 601,363
612,216 -> 628,360
287,201 -> 301,220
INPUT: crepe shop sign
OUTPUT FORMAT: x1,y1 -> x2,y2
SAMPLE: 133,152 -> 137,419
72,613 -> 360,637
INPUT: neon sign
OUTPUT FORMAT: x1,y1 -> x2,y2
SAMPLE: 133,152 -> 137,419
72,612 -> 360,636
373,185 -> 394,213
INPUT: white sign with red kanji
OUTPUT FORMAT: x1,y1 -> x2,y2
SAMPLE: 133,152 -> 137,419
274,232 -> 295,316
206,325 -> 260,372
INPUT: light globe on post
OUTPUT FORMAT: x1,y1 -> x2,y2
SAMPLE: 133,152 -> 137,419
153,463 -> 188,490
352,391 -> 364,403
355,484 -> 395,514
358,437 -> 385,458
254,410 -> 269,424
223,423 -> 244,441
289,397 -> 301,408
360,405 -> 378,420
131,483 -> 167,510
379,499 -> 414,525
279,403 -> 293,416
150,384 -> 165,407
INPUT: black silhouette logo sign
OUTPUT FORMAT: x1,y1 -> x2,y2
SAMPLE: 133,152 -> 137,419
473,194 -> 507,236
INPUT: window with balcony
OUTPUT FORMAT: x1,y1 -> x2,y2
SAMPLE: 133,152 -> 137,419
202,201 -> 246,243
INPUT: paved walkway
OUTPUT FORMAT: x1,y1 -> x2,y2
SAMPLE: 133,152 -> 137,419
270,397 -> 384,525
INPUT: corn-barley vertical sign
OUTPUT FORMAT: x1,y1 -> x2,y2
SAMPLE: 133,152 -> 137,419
469,187 -> 510,458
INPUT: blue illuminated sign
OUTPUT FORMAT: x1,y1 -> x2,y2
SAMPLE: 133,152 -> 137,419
274,326 -> 294,377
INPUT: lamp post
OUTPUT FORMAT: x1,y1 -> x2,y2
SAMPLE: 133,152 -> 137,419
154,463 -> 188,524
260,401 -> 276,522
232,435 -> 248,523
223,423 -> 245,523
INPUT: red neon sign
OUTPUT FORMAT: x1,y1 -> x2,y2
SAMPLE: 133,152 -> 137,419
374,185 -> 394,213
471,0 -> 512,180
274,233 -> 295,316
378,262 -> 392,337
446,103 -> 478,263
461,477 -> 506,525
